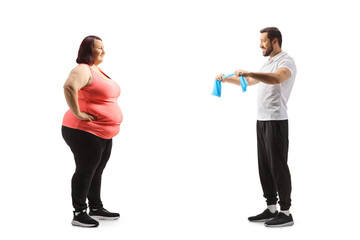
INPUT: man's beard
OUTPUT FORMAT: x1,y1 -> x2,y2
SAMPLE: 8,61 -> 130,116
263,43 -> 274,57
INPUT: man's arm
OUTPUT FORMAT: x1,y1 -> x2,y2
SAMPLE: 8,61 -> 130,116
215,74 -> 259,86
235,67 -> 291,85
224,76 -> 259,86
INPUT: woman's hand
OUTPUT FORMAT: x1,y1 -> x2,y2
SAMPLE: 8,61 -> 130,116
76,112 -> 97,121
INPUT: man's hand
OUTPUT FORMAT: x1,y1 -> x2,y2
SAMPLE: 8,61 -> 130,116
235,69 -> 250,77
215,74 -> 225,81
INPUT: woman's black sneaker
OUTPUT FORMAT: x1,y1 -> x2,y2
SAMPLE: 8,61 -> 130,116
89,207 -> 120,220
264,212 -> 294,227
248,209 -> 278,222
71,210 -> 99,227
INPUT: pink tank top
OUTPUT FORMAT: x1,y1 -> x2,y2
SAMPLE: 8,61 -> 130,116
62,65 -> 123,139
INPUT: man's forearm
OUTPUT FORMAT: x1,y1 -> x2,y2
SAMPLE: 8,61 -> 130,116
224,76 -> 259,86
223,76 -> 241,86
246,72 -> 281,85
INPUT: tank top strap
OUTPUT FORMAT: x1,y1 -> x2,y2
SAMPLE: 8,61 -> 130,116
98,68 -> 111,79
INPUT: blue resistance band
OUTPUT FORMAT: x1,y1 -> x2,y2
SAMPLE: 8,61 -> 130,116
239,75 -> 248,92
211,73 -> 248,97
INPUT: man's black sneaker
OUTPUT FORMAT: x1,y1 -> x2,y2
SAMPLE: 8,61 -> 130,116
89,207 -> 120,220
71,210 -> 99,227
264,212 -> 294,227
248,209 -> 278,222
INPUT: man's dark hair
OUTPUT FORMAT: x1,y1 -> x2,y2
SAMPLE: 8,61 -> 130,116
260,27 -> 282,48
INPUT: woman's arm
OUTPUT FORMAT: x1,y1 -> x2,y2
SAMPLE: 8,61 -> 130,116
63,65 -> 97,121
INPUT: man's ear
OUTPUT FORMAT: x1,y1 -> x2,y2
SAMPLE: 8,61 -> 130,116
272,38 -> 278,46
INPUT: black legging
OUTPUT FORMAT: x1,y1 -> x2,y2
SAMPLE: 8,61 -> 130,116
62,126 -> 112,212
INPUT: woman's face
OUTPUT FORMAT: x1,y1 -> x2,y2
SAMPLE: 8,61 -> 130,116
93,39 -> 105,65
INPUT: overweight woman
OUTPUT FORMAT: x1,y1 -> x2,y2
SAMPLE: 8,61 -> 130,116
62,35 -> 123,227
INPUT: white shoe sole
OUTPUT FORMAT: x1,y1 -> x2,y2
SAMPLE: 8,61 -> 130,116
71,220 -> 98,227
89,215 -> 120,220
265,221 -> 294,227
249,218 -> 274,222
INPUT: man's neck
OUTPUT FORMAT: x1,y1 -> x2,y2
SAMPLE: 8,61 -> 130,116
269,49 -> 282,58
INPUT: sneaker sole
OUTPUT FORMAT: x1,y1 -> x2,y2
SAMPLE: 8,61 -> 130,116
71,220 -> 99,227
248,218 -> 274,222
89,215 -> 120,220
265,221 -> 294,227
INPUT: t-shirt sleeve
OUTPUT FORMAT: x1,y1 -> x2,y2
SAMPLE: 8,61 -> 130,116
278,57 -> 296,77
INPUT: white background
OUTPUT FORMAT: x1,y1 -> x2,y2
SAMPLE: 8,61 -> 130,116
1,0 -> 359,239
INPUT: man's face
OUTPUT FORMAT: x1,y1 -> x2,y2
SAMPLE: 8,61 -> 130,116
260,32 -> 274,57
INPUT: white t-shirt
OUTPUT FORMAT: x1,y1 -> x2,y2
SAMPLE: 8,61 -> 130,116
257,52 -> 296,120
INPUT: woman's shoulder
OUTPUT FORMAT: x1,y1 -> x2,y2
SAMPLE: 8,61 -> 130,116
73,63 -> 91,71
70,64 -> 92,77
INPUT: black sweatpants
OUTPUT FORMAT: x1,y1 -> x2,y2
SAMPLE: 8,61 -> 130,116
256,120 -> 292,210
62,126 -> 112,212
